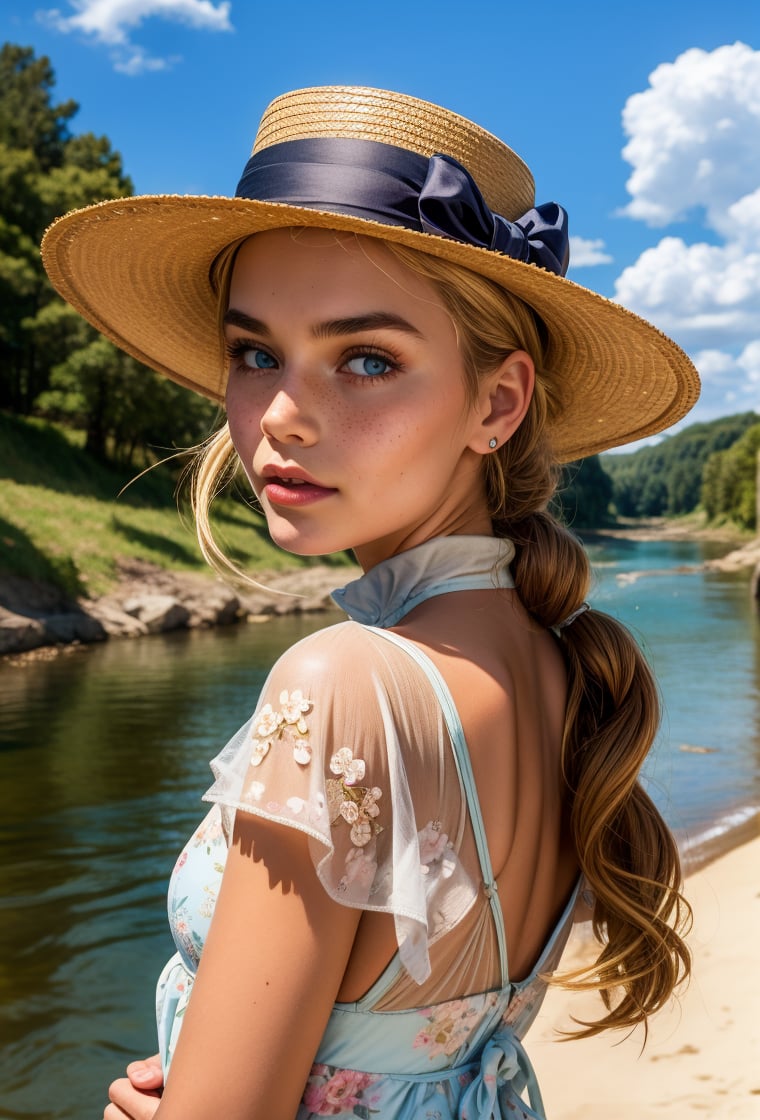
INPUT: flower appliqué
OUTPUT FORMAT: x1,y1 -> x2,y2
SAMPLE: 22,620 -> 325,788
413,995 -> 498,1060
326,747 -> 383,848
418,820 -> 457,877
303,1063 -> 379,1117
250,689 -> 313,767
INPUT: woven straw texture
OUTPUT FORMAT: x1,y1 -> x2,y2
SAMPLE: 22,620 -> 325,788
41,86 -> 700,462
253,86 -> 534,220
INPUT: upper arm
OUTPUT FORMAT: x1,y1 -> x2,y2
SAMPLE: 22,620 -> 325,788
157,809 -> 361,1120
156,623 -> 477,1117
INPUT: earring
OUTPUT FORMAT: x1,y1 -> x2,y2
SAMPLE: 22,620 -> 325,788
488,437 -> 498,450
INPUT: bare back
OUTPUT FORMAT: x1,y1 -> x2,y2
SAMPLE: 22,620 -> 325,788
338,584 -> 578,1005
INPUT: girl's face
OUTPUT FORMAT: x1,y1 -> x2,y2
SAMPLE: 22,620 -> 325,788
224,229 -> 499,569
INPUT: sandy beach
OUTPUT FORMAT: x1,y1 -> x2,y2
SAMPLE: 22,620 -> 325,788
528,834 -> 760,1118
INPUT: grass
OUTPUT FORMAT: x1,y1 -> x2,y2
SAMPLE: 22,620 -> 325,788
0,412 -> 347,598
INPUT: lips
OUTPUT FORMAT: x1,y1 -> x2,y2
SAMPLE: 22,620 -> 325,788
260,465 -> 337,508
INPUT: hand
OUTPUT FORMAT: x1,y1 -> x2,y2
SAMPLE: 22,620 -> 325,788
127,1055 -> 164,1093
103,1054 -> 163,1120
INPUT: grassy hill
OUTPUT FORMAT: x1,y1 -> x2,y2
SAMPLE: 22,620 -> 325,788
0,413 -> 330,598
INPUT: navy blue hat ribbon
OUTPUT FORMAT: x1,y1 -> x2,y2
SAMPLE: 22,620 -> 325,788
235,138 -> 569,277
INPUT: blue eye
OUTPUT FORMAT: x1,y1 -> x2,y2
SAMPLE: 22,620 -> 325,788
346,354 -> 392,377
244,348 -> 278,370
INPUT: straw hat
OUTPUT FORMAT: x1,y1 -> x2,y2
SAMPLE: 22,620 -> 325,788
41,85 -> 699,461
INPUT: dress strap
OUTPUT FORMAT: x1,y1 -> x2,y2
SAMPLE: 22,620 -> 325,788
366,626 -> 510,989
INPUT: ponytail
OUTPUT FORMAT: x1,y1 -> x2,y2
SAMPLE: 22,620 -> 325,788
506,511 -> 691,1036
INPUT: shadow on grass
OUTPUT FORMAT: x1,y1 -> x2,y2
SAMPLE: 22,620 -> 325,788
109,515 -> 201,567
0,515 -> 86,601
0,412 -> 177,507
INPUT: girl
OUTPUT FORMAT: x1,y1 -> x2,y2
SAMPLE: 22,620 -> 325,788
42,86 -> 696,1120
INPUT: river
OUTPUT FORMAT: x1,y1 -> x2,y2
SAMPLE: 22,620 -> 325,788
1,537 -> 758,1119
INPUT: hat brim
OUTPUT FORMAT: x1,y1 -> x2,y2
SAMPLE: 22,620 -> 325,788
41,194 -> 700,462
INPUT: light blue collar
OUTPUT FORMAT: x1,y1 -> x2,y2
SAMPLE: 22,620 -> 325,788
331,535 -> 515,628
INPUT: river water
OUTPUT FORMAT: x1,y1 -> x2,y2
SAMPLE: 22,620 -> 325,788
1,537 -> 759,1119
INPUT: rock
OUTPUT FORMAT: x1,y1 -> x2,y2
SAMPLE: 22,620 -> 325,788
122,594 -> 191,634
43,612 -> 107,644
84,600 -> 150,638
0,607 -> 47,655
0,573 -> 73,616
0,560 -> 357,661
184,585 -> 241,628
237,565 -> 353,617
705,538 -> 760,572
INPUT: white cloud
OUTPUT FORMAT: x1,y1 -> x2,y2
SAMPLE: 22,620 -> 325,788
39,0 -> 233,74
615,236 -> 760,348
693,348 -> 738,381
568,236 -> 612,268
612,43 -> 760,425
738,340 -> 760,385
686,346 -> 760,420
620,42 -> 760,228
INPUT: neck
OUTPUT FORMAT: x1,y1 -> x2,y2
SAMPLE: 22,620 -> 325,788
353,506 -> 494,573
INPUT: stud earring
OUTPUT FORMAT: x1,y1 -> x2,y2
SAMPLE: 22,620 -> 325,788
488,437 -> 498,449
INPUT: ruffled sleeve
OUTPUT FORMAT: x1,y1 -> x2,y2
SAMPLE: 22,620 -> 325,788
202,621 -> 478,984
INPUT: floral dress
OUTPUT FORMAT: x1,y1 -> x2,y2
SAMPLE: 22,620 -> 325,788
156,536 -> 582,1119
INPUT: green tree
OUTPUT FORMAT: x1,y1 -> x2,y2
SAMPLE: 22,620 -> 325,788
0,43 -> 132,413
553,455 -> 614,528
701,423 -> 760,529
34,316 -> 218,461
0,44 -> 76,170
603,413 -> 759,519
0,42 -> 219,465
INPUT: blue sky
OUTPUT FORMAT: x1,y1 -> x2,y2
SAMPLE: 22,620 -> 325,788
1,0 -> 759,440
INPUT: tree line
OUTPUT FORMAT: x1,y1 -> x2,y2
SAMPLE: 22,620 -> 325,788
601,412 -> 760,530
0,43 -> 217,465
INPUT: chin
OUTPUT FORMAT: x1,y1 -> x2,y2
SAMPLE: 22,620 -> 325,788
266,522 -> 347,559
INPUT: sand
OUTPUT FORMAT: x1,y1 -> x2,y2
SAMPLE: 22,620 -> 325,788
527,834 -> 760,1119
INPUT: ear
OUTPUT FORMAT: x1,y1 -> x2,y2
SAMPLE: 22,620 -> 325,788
467,350 -> 535,454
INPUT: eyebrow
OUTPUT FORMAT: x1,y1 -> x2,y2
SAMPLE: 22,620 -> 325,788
223,308 -> 425,339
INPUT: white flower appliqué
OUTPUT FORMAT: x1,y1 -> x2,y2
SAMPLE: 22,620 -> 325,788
250,690 -> 313,768
327,747 -> 383,851
418,819 -> 456,876
329,746 -> 366,786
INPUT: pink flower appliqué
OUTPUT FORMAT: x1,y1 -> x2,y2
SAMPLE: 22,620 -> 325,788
303,1066 -> 377,1116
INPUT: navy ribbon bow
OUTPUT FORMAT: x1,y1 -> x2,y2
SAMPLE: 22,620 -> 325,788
419,153 -> 569,276
235,138 -> 569,277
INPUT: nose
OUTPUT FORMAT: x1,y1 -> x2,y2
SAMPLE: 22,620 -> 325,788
259,376 -> 320,447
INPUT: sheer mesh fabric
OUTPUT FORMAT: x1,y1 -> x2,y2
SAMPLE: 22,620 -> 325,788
203,620 -> 507,1002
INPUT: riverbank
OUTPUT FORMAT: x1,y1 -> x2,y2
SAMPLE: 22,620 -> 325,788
529,831 -> 760,1118
0,559 -> 358,662
584,516 -> 760,579
582,513 -> 751,545
3,516 -> 756,660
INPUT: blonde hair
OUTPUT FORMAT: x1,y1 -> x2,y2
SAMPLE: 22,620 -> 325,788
191,232 -> 691,1037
